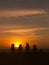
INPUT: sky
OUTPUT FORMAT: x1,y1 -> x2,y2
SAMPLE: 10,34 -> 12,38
0,0 -> 49,49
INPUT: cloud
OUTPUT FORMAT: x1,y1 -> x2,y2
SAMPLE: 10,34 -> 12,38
0,13 -> 49,28
1,27 -> 49,36
0,9 -> 47,17
3,27 -> 49,32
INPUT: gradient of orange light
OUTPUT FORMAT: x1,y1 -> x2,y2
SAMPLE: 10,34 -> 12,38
4,37 -> 35,48
5,37 -> 26,48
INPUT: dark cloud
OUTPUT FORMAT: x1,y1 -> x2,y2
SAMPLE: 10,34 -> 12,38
0,0 -> 49,10
0,14 -> 49,28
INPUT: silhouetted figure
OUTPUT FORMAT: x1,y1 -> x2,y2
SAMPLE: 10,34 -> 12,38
18,44 -> 23,53
32,45 -> 38,53
10,44 -> 15,52
25,43 -> 30,54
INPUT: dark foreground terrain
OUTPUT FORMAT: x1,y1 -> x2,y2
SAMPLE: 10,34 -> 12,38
0,51 -> 49,65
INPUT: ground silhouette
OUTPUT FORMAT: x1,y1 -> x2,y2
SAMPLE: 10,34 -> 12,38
0,43 -> 49,65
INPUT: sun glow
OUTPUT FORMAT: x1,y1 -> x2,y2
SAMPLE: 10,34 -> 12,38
14,41 -> 22,48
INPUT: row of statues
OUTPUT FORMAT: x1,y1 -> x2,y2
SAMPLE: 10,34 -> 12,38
10,43 -> 39,53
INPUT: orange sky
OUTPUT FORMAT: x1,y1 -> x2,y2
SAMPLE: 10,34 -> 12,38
0,9 -> 49,49
0,0 -> 49,49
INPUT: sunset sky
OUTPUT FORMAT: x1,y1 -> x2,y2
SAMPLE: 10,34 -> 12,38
0,0 -> 49,49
